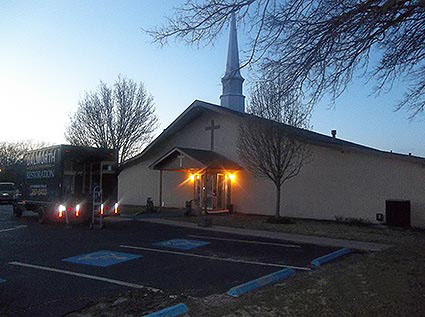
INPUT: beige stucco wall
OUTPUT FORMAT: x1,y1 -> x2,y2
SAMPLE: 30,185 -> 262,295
119,108 -> 425,228
234,146 -> 425,228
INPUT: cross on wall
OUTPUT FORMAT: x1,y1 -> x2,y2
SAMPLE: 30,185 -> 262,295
205,120 -> 221,151
178,154 -> 185,168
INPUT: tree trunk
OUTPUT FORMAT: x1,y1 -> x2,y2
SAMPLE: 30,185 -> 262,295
275,184 -> 281,218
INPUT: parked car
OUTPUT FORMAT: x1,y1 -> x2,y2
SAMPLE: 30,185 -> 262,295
0,182 -> 17,205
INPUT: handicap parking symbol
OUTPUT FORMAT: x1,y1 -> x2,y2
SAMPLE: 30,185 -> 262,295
153,239 -> 210,250
63,250 -> 142,267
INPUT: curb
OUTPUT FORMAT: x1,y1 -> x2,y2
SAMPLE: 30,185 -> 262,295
145,303 -> 188,317
311,248 -> 352,268
227,268 -> 295,297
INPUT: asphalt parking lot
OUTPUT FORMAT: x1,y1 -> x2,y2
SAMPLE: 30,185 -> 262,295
0,204 -> 339,316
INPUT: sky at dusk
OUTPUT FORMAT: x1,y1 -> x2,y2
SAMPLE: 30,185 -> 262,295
1,0 -> 424,156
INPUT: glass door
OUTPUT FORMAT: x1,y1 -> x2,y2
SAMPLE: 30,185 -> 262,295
206,173 -> 216,209
217,173 -> 225,210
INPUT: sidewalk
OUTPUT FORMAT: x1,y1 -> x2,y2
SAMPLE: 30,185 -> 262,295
138,218 -> 392,252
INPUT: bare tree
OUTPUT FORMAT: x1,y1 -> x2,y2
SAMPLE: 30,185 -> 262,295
237,80 -> 311,218
65,76 -> 158,164
0,140 -> 50,185
0,140 -> 50,167
148,0 -> 425,117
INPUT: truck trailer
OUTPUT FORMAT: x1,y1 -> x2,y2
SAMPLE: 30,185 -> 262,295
17,145 -> 119,225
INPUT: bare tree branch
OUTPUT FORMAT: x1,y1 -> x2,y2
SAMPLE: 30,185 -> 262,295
0,140 -> 50,186
65,75 -> 158,164
148,0 -> 425,116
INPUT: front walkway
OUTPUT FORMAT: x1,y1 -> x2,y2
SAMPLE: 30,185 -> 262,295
137,218 -> 392,252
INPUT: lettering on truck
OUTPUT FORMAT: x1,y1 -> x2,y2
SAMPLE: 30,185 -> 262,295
26,149 -> 57,167
26,170 -> 55,179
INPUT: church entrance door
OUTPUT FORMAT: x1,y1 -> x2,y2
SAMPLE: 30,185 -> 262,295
194,172 -> 227,211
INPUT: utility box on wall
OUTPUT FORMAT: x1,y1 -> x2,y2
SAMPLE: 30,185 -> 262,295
385,200 -> 411,228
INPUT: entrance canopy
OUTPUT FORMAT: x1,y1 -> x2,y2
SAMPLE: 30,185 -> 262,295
149,147 -> 241,172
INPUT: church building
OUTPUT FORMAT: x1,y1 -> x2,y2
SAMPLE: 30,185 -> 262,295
118,15 -> 425,228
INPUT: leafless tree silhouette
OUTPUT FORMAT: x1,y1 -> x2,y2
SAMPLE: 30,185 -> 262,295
0,140 -> 50,167
148,0 -> 425,117
238,79 -> 311,218
0,140 -> 50,185
65,76 -> 158,164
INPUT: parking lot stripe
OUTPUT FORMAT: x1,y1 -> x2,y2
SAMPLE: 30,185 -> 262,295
188,234 -> 300,248
9,261 -> 161,291
0,225 -> 27,233
120,245 -> 311,271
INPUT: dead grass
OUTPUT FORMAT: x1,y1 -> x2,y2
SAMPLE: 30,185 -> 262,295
168,212 -> 423,244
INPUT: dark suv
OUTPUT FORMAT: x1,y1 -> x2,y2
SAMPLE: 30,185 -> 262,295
0,182 -> 17,204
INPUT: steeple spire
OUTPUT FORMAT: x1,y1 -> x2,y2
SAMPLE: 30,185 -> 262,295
220,13 -> 245,112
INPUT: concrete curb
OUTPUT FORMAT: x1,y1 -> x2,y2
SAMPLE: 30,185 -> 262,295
227,268 -> 295,297
311,248 -> 352,268
145,303 -> 188,317
138,218 -> 392,252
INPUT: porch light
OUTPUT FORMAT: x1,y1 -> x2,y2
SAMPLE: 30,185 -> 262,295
189,174 -> 195,182
228,173 -> 236,181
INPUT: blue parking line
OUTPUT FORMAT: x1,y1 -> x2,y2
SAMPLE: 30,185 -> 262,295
145,303 -> 188,317
227,268 -> 295,297
311,248 -> 352,268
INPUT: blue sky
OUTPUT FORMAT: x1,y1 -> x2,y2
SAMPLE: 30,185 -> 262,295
1,0 -> 423,156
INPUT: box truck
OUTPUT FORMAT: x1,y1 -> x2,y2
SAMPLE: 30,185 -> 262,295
17,145 -> 118,224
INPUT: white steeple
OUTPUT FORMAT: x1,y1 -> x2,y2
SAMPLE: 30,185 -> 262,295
220,13 -> 245,112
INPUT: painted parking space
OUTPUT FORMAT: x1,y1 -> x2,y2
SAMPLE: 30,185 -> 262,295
153,238 -> 210,250
179,231 -> 340,267
0,218 -> 351,316
63,250 -> 142,267
121,244 -> 311,270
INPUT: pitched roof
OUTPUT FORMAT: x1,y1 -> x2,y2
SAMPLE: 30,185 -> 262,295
123,99 -> 425,168
150,147 -> 241,170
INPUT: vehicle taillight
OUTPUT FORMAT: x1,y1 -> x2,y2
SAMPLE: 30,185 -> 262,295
114,203 -> 118,214
58,204 -> 66,218
100,203 -> 104,215
75,204 -> 80,217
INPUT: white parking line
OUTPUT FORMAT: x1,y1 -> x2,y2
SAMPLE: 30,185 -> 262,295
9,261 -> 161,291
0,225 -> 27,233
187,234 -> 300,248
120,245 -> 311,271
